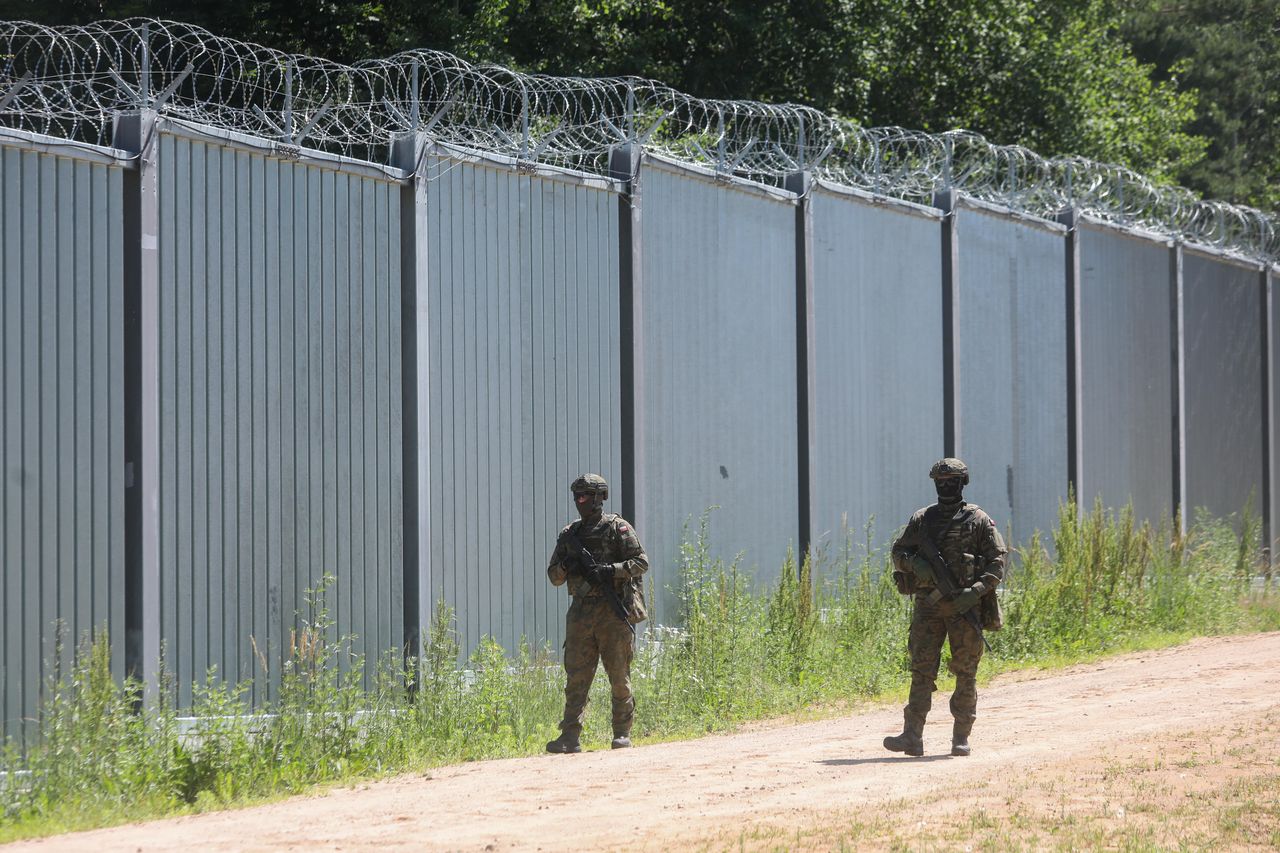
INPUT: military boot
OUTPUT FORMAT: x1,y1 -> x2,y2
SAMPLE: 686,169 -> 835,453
545,733 -> 582,754
951,721 -> 972,757
883,712 -> 925,757
611,733 -> 632,749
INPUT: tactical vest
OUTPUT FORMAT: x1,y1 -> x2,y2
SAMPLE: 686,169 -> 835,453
566,513 -> 630,598
920,503 -> 990,586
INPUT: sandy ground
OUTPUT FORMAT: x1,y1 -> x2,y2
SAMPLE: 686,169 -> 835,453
9,632 -> 1280,852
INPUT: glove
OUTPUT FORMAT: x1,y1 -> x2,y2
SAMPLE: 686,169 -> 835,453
952,581 -> 987,613
891,570 -> 914,596
907,553 -> 936,585
582,562 -> 614,586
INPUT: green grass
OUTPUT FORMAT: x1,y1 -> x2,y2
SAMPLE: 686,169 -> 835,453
2,500 -> 1277,842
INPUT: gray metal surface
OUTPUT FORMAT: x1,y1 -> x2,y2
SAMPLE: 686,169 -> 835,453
955,202 -> 1069,546
1,141 -> 126,738
1077,221 -> 1174,522
7,106 -> 1280,727
637,156 -> 798,618
809,183 -> 945,558
1182,250 -> 1264,525
1271,269 -> 1279,558
422,151 -> 622,655
156,131 -> 403,707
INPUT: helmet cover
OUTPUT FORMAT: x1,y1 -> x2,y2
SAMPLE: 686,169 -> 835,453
570,473 -> 609,496
928,458 -> 969,482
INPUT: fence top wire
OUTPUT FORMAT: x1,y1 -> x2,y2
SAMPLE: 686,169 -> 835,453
0,17 -> 1275,264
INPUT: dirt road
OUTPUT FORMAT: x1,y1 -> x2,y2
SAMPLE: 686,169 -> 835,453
11,632 -> 1280,852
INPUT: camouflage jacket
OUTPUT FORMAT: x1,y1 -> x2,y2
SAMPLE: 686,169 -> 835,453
891,502 -> 1007,590
547,512 -> 649,598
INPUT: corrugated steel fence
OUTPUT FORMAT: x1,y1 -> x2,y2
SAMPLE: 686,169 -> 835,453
953,200 -> 1069,548
1,131 -> 127,740
1076,220 -> 1177,524
153,123 -> 404,707
421,147 -> 622,654
1272,268 -> 1279,567
808,183 -> 944,555
636,156 -> 799,620
1,115 -> 1276,735
1181,249 -> 1266,523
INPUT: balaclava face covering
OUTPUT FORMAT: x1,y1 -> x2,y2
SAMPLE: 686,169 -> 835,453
575,490 -> 605,522
934,477 -> 964,506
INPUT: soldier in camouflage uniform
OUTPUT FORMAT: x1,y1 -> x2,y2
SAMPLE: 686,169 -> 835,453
545,473 -> 649,753
886,458 -> 1007,757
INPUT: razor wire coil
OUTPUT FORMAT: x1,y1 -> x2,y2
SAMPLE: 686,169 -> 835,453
0,17 -> 1275,264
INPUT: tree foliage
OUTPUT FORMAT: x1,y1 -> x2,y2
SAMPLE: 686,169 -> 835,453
9,0 -> 1274,203
1123,0 -> 1280,209
421,0 -> 1206,182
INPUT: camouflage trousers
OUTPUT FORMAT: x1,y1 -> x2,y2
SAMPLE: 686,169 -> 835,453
559,596 -> 635,738
904,595 -> 985,731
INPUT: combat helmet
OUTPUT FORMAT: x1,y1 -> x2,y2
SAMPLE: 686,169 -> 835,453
929,457 -> 969,485
570,473 -> 609,498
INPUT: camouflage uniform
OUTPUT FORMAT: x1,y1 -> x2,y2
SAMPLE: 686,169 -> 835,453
548,510 -> 648,741
888,458 -> 1007,755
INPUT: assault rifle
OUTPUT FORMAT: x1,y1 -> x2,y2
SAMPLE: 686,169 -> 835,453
914,527 -> 993,654
562,529 -> 635,636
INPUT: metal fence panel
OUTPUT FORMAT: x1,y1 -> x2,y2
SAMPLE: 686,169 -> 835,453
1077,221 -> 1174,522
423,153 -> 622,655
638,158 -> 798,617
157,131 -> 403,706
1,141 -> 125,738
956,204 -> 1069,547
809,184 -> 944,557
1272,269 -> 1279,559
1181,250 -> 1265,524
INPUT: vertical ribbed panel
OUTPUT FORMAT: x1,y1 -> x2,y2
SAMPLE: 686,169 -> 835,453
1182,251 -> 1264,523
157,133 -> 403,706
7,119 -> 1280,723
809,187 -> 944,553
0,144 -> 125,738
1077,222 -> 1174,522
639,159 -> 797,617
956,205 -> 1069,546
424,156 -> 621,655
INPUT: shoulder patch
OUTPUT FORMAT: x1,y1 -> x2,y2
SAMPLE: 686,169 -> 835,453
969,507 -> 994,524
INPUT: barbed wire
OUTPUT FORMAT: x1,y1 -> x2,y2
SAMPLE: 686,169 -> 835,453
0,18 -> 1275,264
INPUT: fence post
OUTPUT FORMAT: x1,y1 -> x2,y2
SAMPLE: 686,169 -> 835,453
1057,207 -> 1083,509
934,187 -> 960,457
1264,267 -> 1275,569
114,109 -> 161,701
785,170 -> 815,559
391,133 -> 430,663
1170,242 -> 1186,534
609,143 -> 645,558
